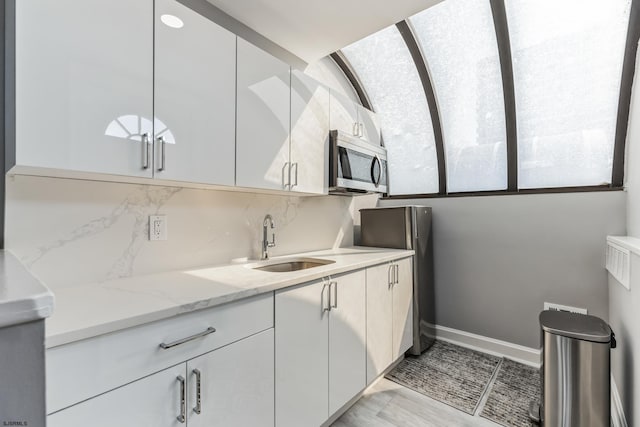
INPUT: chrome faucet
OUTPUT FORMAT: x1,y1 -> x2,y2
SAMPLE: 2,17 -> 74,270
262,214 -> 276,260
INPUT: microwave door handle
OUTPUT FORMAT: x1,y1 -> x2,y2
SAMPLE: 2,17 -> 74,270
371,155 -> 382,186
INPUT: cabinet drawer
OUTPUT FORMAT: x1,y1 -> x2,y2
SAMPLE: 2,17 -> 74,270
47,293 -> 273,414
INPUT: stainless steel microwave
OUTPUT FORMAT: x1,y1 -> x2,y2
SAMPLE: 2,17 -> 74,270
329,130 -> 388,194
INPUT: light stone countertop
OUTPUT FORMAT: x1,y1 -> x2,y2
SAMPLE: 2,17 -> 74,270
46,247 -> 413,348
0,250 -> 54,329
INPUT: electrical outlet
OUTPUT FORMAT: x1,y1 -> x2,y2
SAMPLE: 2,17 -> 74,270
544,302 -> 587,315
149,215 -> 168,241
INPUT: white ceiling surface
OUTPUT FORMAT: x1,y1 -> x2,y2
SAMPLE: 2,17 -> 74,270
206,0 -> 443,63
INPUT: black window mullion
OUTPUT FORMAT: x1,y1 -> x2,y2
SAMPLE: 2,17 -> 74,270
489,0 -> 518,192
612,0 -> 640,188
396,20 -> 447,195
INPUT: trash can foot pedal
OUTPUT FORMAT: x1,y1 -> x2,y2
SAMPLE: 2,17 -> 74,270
528,401 -> 540,424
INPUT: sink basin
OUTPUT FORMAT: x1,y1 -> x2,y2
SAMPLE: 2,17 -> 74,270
250,257 -> 335,273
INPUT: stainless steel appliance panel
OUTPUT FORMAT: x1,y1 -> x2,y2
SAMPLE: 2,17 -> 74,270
329,130 -> 387,194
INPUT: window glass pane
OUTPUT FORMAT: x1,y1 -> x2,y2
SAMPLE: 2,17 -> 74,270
506,0 -> 631,188
411,0 -> 507,192
342,26 -> 439,195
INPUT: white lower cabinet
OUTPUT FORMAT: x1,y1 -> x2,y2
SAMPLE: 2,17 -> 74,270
392,258 -> 414,360
366,257 -> 414,384
328,272 -> 367,414
275,270 -> 366,427
187,329 -> 274,427
48,364 -> 187,427
49,329 -> 273,427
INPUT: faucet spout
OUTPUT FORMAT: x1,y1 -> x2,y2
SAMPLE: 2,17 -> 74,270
261,214 -> 276,260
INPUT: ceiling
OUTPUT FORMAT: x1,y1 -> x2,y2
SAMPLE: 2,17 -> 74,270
206,0 -> 443,63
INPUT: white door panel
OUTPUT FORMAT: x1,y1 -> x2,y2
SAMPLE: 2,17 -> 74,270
236,39 -> 291,190
154,0 -> 236,185
47,365 -> 186,427
329,270 -> 367,414
275,281 -> 329,427
290,70 -> 329,194
15,0 -> 154,178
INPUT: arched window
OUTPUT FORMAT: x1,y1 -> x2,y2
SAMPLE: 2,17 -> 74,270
335,0 -> 635,196
342,26 -> 440,195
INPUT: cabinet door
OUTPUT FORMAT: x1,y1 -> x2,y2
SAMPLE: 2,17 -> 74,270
236,39 -> 291,190
329,270 -> 366,414
357,105 -> 381,146
187,329 -> 274,427
154,0 -> 236,185
275,281 -> 329,427
329,90 -> 358,136
366,263 -> 394,384
393,258 -> 414,359
290,70 -> 330,195
47,364 -> 186,427
15,0 -> 153,178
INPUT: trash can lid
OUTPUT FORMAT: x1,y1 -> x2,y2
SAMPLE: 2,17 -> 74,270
540,310 -> 611,343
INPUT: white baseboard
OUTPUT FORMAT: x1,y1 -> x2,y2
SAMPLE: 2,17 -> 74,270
426,323 -> 541,368
611,376 -> 628,427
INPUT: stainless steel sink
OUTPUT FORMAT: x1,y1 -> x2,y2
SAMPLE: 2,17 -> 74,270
250,257 -> 335,273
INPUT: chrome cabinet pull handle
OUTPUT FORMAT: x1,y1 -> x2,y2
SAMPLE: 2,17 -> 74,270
193,369 -> 202,415
282,162 -> 290,189
331,281 -> 338,309
292,162 -> 299,187
353,122 -> 359,136
359,123 -> 364,137
157,136 -> 166,171
322,281 -> 331,312
142,133 -> 150,169
159,327 -> 216,350
177,375 -> 186,423
395,264 -> 399,284
393,263 -> 398,285
388,264 -> 393,288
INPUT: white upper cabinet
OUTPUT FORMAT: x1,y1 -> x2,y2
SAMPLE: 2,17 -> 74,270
357,104 -> 381,146
329,90 -> 359,137
290,70 -> 330,195
15,0 -> 154,178
154,0 -> 236,186
15,1 -> 333,194
329,90 -> 380,146
236,38 -> 291,191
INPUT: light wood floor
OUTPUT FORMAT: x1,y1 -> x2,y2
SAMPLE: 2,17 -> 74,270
331,378 -> 501,427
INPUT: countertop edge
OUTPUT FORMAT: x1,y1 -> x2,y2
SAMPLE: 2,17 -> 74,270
0,250 -> 55,329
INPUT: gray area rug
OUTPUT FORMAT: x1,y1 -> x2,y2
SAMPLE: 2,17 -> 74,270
480,358 -> 541,427
385,340 -> 501,414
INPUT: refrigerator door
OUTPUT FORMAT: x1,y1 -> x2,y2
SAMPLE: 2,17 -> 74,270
410,207 -> 435,355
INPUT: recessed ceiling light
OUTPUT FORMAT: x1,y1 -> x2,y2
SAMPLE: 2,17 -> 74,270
161,14 -> 184,29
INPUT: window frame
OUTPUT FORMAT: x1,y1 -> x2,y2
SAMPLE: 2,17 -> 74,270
332,0 -> 639,198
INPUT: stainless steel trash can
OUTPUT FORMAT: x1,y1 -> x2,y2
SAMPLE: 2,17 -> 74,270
529,310 -> 616,426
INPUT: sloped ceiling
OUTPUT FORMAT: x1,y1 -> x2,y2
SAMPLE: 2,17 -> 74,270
206,0 -> 443,63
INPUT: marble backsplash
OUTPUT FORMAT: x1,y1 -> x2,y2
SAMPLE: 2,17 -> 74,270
5,175 -> 378,291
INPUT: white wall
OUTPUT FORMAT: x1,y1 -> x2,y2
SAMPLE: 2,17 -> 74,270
608,44 -> 640,426
381,191 -> 626,349
5,175 -> 377,291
